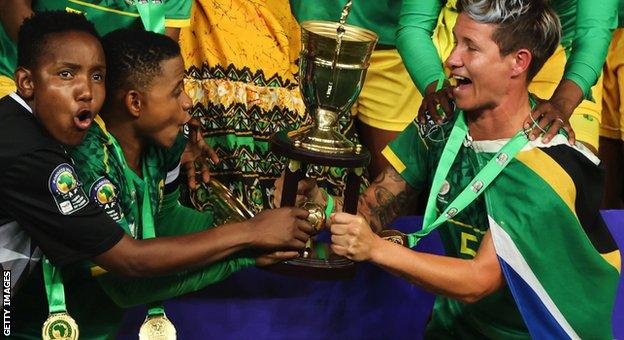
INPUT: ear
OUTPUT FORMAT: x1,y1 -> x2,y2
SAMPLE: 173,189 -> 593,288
510,48 -> 532,78
14,67 -> 34,99
124,90 -> 142,119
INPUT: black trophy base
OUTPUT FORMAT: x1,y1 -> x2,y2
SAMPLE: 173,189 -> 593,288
265,244 -> 356,280
268,130 -> 369,280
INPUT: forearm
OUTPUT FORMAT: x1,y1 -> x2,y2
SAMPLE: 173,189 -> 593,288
397,0 -> 445,94
563,0 -> 617,98
97,255 -> 254,308
369,234 -> 502,303
0,0 -> 33,42
95,223 -> 254,277
548,79 -> 585,119
356,167 -> 417,232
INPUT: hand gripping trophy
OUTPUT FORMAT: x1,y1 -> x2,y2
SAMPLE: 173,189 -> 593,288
269,3 -> 378,279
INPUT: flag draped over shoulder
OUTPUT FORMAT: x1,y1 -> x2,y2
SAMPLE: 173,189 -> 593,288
486,137 -> 621,339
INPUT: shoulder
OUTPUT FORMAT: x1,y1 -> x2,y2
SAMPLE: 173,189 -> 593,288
0,96 -> 66,171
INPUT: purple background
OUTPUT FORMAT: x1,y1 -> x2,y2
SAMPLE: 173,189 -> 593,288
118,211 -> 624,339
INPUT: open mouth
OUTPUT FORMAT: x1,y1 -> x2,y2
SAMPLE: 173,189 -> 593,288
453,75 -> 472,87
74,109 -> 94,130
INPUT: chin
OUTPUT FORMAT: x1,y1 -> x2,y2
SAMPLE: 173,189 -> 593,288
57,131 -> 88,146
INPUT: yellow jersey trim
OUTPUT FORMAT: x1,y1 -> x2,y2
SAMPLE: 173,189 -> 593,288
601,250 -> 622,273
381,146 -> 406,174
90,265 -> 108,277
68,0 -> 139,17
165,18 -> 191,28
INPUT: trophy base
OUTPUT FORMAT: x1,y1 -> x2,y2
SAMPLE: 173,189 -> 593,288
288,125 -> 355,154
265,243 -> 356,280
271,131 -> 369,168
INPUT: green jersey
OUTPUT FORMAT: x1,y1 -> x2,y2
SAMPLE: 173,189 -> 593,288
290,0 -> 401,46
383,117 -> 529,339
4,121 -> 257,339
383,95 -> 619,338
0,0 -> 191,79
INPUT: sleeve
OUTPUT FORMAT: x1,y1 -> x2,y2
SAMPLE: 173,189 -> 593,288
563,0 -> 618,99
98,188 -> 256,309
396,0 -> 445,94
0,148 -> 124,266
164,0 -> 192,28
96,255 -> 254,308
381,122 -> 430,190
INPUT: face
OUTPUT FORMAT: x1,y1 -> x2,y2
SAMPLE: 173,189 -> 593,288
23,31 -> 105,145
136,56 -> 192,148
445,13 -> 515,111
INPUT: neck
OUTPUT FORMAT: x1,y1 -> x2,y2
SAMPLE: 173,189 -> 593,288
465,90 -> 530,141
102,104 -> 144,176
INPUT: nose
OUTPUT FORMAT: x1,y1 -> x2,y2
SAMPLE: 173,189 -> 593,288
76,76 -> 93,103
181,90 -> 193,112
445,46 -> 462,70
181,91 -> 193,121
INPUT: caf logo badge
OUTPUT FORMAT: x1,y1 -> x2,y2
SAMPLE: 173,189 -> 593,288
48,164 -> 88,215
90,177 -> 123,222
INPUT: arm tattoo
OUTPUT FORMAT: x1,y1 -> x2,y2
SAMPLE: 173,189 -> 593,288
358,167 -> 418,232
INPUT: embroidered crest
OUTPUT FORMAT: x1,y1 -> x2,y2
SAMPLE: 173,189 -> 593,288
90,177 -> 123,222
48,164 -> 88,215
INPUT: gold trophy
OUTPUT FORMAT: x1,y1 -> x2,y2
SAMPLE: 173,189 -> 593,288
269,19 -> 378,279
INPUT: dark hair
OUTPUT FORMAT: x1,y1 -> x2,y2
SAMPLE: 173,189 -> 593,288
102,28 -> 181,93
457,0 -> 561,81
17,11 -> 100,68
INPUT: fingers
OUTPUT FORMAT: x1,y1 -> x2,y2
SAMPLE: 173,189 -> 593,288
330,234 -> 349,247
184,160 -> 197,189
329,212 -> 360,225
295,218 -> 314,236
564,123 -> 576,145
204,142 -> 220,165
330,244 -> 347,257
290,207 -> 310,219
439,88 -> 453,118
426,97 -> 443,124
541,116 -> 562,144
269,251 -> 300,261
200,159 -> 211,183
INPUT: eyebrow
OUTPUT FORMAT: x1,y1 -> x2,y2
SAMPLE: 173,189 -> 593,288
172,79 -> 184,92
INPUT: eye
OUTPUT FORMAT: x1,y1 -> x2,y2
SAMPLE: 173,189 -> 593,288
58,70 -> 73,79
92,72 -> 104,82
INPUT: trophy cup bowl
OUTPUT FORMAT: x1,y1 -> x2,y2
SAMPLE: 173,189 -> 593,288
287,21 -> 378,154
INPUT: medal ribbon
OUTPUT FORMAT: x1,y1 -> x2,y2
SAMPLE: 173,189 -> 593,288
107,133 -> 168,318
136,1 -> 166,34
406,105 -> 533,248
42,256 -> 68,314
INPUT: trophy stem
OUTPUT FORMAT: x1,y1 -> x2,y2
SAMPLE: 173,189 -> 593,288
287,107 -> 355,154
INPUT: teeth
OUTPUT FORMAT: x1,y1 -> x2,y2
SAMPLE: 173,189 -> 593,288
453,75 -> 467,81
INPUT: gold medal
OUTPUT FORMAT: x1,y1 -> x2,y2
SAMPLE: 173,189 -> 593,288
139,314 -> 177,340
41,312 -> 79,340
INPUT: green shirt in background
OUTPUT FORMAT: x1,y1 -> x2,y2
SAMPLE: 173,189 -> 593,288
0,0 -> 191,78
398,0 -> 619,98
290,0 -> 401,46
